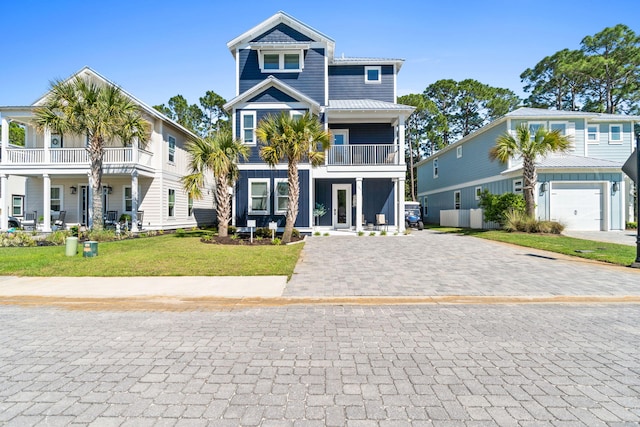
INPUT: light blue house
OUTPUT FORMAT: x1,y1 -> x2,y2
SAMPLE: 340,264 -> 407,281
416,107 -> 639,231
224,12 -> 414,232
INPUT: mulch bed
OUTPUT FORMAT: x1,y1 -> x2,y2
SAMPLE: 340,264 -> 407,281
201,234 -> 304,245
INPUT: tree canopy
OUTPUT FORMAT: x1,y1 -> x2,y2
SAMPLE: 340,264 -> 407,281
154,90 -> 229,137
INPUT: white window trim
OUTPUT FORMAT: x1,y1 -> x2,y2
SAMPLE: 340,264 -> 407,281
241,111 -> 257,145
549,121 -> 569,135
609,124 -> 623,144
248,178 -> 270,215
433,158 -> 439,178
456,146 -> 462,158
274,178 -> 289,215
364,66 -> 382,84
168,135 -> 176,163
587,124 -> 600,144
454,191 -> 461,210
513,179 -> 523,194
475,186 -> 482,201
12,195 -> 24,217
50,185 -> 63,213
168,188 -> 176,218
123,186 -> 132,213
289,110 -> 305,120
258,50 -> 304,73
528,121 -> 545,140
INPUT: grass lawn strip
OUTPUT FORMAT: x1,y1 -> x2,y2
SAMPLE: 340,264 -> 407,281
0,233 -> 303,278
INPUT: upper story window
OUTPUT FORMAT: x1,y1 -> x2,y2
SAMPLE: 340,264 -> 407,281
259,50 -> 304,72
433,158 -> 439,178
364,66 -> 381,84
587,124 -> 599,144
456,146 -> 463,158
528,122 -> 545,141
549,121 -> 573,150
168,135 -> 176,163
241,111 -> 256,145
609,124 -> 622,144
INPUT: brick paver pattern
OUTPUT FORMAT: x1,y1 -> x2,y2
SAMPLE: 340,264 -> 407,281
1,304 -> 639,426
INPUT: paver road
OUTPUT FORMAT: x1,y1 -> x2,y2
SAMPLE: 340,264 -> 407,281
1,304 -> 639,426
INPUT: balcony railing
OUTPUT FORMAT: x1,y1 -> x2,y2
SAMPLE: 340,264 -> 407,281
326,144 -> 399,166
3,147 -> 152,166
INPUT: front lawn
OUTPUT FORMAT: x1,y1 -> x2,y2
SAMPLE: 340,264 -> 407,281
0,233 -> 303,277
431,226 -> 637,266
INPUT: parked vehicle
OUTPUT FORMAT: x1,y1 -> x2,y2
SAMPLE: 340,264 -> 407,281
404,201 -> 424,230
8,216 -> 21,229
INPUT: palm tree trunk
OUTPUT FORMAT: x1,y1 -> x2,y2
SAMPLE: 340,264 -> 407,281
283,160 -> 299,243
89,137 -> 104,230
216,175 -> 231,237
522,157 -> 537,218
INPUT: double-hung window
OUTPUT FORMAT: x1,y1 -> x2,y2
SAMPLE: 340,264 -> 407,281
587,124 -> 599,143
241,112 -> 256,145
12,195 -> 24,216
259,50 -> 303,72
609,124 -> 622,144
124,186 -> 133,212
274,179 -> 289,215
168,135 -> 176,163
50,186 -> 62,212
249,179 -> 269,215
528,122 -> 545,141
168,189 -> 175,217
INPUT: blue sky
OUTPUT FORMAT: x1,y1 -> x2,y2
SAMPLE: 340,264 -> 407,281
2,0 -> 638,108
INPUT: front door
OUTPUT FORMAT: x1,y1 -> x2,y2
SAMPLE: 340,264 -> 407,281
332,184 -> 351,229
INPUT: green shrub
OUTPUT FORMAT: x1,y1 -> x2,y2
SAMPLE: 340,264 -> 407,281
627,221 -> 638,230
323,232 -> 330,236
292,228 -> 300,238
228,225 -> 237,235
503,210 -> 564,234
176,228 -> 185,237
380,230 -> 387,236
119,213 -> 131,223
256,227 -> 271,238
357,231 -> 364,236
479,190 -> 526,225
1,231 -> 36,247
271,237 -> 282,245
87,229 -> 118,242
46,230 -> 69,245
313,231 -> 321,236
369,231 -> 376,236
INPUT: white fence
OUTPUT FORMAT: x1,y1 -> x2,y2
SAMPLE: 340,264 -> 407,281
441,209 -> 500,229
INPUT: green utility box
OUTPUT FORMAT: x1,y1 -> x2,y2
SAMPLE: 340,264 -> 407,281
83,241 -> 98,257
65,237 -> 78,256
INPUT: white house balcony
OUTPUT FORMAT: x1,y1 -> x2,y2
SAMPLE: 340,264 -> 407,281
325,144 -> 399,166
2,146 -> 154,168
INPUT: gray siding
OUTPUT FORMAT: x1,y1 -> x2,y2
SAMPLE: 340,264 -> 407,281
239,48 -> 326,103
236,169 -> 310,228
328,65 -> 394,102
249,87 -> 298,103
328,123 -> 394,144
251,23 -> 313,43
586,122 -> 634,163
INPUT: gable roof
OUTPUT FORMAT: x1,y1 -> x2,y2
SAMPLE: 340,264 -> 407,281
227,11 -> 335,59
506,107 -> 640,122
223,76 -> 321,113
332,56 -> 405,71
27,66 -> 197,138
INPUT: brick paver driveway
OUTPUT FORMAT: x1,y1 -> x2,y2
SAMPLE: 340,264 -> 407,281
285,230 -> 640,296
1,304 -> 639,426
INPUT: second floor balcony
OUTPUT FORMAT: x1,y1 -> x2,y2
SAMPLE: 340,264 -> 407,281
325,144 -> 401,166
1,146 -> 154,168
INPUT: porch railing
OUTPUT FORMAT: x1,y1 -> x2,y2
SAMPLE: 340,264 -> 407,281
326,144 -> 399,166
3,147 -> 152,166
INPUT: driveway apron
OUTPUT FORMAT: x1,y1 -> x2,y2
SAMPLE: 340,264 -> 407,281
285,230 -> 640,296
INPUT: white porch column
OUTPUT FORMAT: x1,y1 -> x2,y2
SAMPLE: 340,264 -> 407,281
43,174 -> 51,232
87,172 -> 94,229
132,137 -> 139,164
398,115 -> 406,165
356,178 -> 363,232
1,116 -> 9,164
398,178 -> 406,233
43,126 -> 51,164
131,170 -> 139,232
0,174 -> 7,230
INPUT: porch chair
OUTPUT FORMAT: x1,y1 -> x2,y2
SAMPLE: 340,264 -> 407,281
105,210 -> 118,228
375,213 -> 387,232
22,211 -> 37,230
53,211 -> 66,230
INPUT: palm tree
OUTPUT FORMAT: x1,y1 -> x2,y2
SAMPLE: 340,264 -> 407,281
490,123 -> 572,217
181,129 -> 249,237
36,77 -> 148,230
256,112 -> 331,243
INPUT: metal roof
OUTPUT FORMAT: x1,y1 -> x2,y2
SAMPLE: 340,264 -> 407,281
506,107 -> 640,121
537,154 -> 623,168
327,99 -> 414,112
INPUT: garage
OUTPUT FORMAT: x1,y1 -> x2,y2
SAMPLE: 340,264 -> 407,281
549,182 -> 604,231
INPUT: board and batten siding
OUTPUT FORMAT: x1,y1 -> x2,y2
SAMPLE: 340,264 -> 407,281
328,65 -> 394,102
328,123 -> 394,144
236,169 -> 310,228
238,48 -> 326,104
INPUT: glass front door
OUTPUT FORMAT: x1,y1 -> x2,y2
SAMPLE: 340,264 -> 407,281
332,184 -> 351,229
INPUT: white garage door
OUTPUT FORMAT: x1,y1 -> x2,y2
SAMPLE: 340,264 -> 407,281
550,182 -> 603,231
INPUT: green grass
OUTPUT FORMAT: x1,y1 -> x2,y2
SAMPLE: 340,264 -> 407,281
0,234 -> 303,277
430,226 -> 637,266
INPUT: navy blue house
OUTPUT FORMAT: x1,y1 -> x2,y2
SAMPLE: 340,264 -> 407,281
224,12 -> 414,233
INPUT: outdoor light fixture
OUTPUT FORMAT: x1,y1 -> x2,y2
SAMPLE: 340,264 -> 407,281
540,182 -> 547,192
107,185 -> 113,194
612,182 -> 619,192
70,186 -> 77,194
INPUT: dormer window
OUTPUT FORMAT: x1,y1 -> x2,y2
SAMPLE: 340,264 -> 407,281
258,50 -> 304,72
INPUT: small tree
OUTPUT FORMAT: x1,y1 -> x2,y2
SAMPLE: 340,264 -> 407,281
478,190 -> 526,225
490,124 -> 572,217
